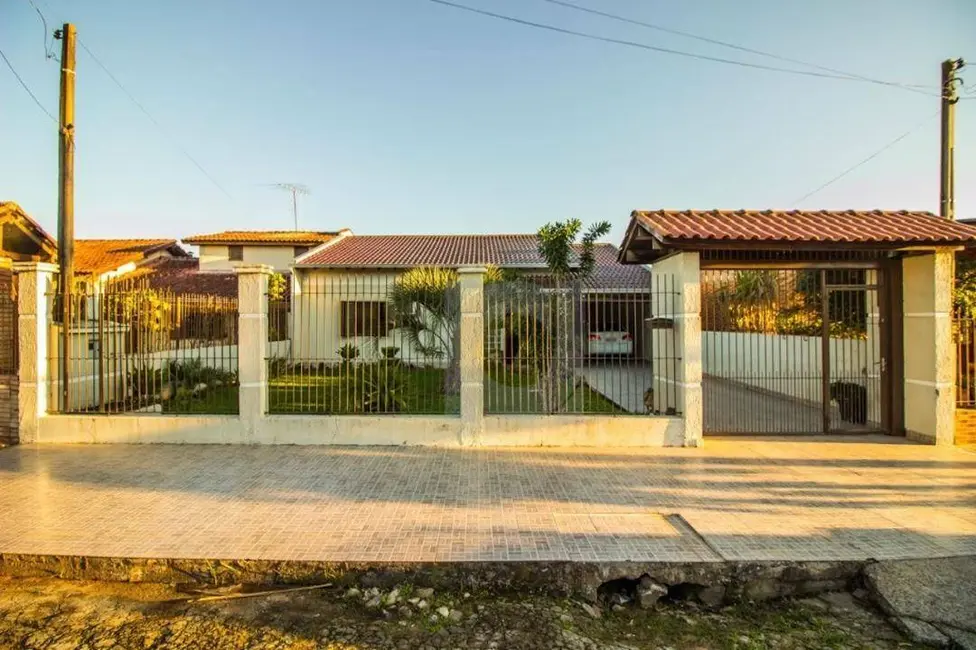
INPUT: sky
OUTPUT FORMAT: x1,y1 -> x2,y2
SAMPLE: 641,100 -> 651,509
1,0 -> 975,246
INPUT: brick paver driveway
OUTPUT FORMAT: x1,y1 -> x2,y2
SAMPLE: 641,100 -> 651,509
0,438 -> 973,563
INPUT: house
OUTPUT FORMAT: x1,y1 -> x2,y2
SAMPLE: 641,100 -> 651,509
0,202 -> 57,263
182,230 -> 352,273
73,238 -> 190,289
289,233 -> 651,364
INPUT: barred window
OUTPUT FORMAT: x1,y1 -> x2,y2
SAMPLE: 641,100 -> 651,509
340,301 -> 391,337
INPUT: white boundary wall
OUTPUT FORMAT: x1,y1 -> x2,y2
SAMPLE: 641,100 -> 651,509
18,263 -> 698,447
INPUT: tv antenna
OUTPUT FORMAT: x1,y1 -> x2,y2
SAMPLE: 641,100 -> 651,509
266,183 -> 310,230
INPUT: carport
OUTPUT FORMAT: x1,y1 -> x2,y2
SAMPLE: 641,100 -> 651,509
618,209 -> 976,444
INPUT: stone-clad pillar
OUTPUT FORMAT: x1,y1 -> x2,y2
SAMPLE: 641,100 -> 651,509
14,262 -> 58,443
458,267 -> 485,445
236,264 -> 272,443
650,252 -> 702,447
902,251 -> 954,445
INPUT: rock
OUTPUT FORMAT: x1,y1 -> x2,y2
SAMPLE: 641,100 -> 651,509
637,576 -> 668,609
865,557 -> 976,648
851,587 -> 870,602
819,591 -> 858,612
448,610 -> 463,623
559,614 -> 573,623
416,600 -> 429,610
398,606 -> 413,618
697,585 -> 726,609
611,604 -> 625,612
797,597 -> 829,612
408,597 -> 420,605
365,595 -> 383,609
345,588 -> 362,600
895,618 -> 951,648
416,588 -> 435,599
384,589 -> 400,606
580,603 -> 602,619
436,606 -> 450,618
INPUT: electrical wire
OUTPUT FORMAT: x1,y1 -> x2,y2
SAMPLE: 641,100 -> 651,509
0,46 -> 58,123
77,39 -> 236,202
426,0 -> 947,92
789,111 -> 939,207
537,0 -> 938,96
25,0 -> 59,60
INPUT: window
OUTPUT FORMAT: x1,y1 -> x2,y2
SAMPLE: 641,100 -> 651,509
340,301 -> 391,338
228,245 -> 244,261
294,246 -> 309,258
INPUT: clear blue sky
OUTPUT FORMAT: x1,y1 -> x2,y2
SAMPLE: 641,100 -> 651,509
2,0 -> 974,244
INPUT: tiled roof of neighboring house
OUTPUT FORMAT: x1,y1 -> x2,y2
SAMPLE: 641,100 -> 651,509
629,209 -> 976,246
582,243 -> 648,291
182,230 -> 349,246
74,239 -> 187,276
0,201 -> 58,261
299,234 -> 553,268
130,257 -> 239,298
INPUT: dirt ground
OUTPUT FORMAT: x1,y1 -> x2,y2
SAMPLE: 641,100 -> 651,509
0,577 -> 921,650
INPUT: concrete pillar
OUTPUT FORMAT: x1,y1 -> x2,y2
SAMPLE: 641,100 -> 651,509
458,267 -> 485,445
14,262 -> 57,443
651,252 -> 702,447
236,264 -> 272,443
902,251 -> 954,445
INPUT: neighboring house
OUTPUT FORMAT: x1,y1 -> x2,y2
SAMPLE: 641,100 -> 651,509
182,230 -> 352,273
290,234 -> 651,363
0,201 -> 57,263
125,257 -> 238,298
73,239 -> 190,290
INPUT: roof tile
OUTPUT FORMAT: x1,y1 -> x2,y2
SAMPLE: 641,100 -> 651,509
183,230 -> 345,245
74,239 -> 183,275
632,209 -> 976,246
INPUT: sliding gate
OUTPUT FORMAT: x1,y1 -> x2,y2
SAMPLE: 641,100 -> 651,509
701,266 -> 888,435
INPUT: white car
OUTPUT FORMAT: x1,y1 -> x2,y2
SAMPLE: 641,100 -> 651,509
588,331 -> 634,356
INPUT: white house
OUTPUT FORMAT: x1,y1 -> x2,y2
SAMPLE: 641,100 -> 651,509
288,234 -> 651,365
182,229 -> 352,273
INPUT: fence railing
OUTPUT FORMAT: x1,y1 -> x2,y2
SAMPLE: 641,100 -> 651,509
483,275 -> 679,415
955,312 -> 976,408
50,281 -> 239,414
267,270 -> 460,415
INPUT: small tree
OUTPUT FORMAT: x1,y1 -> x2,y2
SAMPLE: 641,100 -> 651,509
534,219 -> 611,412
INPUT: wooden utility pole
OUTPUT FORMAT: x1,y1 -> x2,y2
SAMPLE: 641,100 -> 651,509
56,23 -> 76,411
940,58 -> 965,219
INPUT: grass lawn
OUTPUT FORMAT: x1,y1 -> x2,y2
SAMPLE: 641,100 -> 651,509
163,384 -> 240,414
268,365 -> 456,415
484,362 -> 624,414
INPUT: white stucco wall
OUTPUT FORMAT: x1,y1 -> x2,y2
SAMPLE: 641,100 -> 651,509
198,245 -> 299,272
289,269 -> 452,366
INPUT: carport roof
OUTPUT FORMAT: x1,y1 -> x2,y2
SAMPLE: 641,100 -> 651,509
619,209 -> 976,263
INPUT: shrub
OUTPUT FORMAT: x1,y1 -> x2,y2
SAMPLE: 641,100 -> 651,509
337,344 -> 360,363
381,346 -> 400,361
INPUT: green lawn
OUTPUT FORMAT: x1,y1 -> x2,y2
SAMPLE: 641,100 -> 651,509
160,364 -> 623,416
484,361 -> 624,414
163,384 -> 240,414
268,365 -> 456,415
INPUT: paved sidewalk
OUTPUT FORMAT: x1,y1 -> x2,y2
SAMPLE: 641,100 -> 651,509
0,437 -> 973,563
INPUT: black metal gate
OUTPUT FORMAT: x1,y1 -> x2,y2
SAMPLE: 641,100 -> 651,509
0,260 -> 18,445
701,267 -> 888,435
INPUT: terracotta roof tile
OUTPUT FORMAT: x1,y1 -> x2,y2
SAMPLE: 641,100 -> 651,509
631,209 -> 976,246
183,230 -> 347,245
132,258 -> 239,298
299,234 -> 648,292
74,239 -> 184,275
299,234 -> 549,267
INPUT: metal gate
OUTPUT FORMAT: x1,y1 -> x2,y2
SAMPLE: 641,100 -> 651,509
0,259 -> 18,445
701,267 -> 887,435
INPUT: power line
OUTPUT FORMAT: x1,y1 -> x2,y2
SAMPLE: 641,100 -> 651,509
537,0 -> 937,96
76,39 -> 236,202
789,111 -> 939,207
25,0 -> 58,60
0,46 -> 58,123
426,0 -> 945,92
